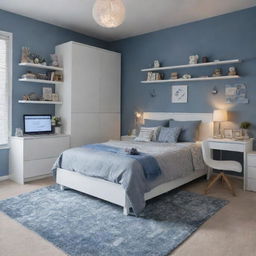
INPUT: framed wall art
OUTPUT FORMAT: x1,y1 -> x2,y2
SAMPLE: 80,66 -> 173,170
172,85 -> 188,103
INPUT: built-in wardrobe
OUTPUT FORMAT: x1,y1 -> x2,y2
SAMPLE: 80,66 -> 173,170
55,41 -> 121,147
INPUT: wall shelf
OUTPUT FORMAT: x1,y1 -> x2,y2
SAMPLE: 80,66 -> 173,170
141,59 -> 240,72
141,75 -> 240,84
18,100 -> 62,105
19,78 -> 63,85
19,62 -> 63,71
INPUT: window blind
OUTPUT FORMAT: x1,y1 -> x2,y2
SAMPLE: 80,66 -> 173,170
0,34 -> 10,145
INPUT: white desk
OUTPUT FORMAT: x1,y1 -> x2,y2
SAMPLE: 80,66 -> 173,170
207,138 -> 254,190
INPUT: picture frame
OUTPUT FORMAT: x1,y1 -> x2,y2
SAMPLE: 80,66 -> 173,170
232,130 -> 243,139
42,87 -> 52,101
223,129 -> 233,139
172,85 -> 188,103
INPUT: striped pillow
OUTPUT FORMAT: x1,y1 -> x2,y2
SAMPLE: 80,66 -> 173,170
135,127 -> 154,142
158,127 -> 181,143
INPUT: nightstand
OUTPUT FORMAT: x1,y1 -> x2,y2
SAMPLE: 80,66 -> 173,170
121,135 -> 136,141
246,152 -> 256,192
207,138 -> 254,190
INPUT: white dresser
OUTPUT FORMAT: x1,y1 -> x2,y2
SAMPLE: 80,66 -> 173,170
9,135 -> 70,184
246,152 -> 256,192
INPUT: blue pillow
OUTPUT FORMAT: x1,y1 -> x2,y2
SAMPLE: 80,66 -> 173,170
169,120 -> 201,142
144,119 -> 171,128
158,127 -> 181,143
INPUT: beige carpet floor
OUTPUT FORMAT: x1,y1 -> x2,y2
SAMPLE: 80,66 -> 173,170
0,176 -> 256,256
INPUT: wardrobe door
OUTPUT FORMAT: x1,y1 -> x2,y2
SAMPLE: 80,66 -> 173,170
99,51 -> 121,113
99,113 -> 120,142
71,44 -> 101,113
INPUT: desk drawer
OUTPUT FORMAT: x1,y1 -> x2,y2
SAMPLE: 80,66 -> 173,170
208,142 -> 244,152
24,136 -> 70,161
24,157 -> 57,178
246,178 -> 256,192
247,155 -> 256,167
247,167 -> 256,179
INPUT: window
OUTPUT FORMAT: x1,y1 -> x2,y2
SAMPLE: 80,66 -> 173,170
0,31 -> 12,146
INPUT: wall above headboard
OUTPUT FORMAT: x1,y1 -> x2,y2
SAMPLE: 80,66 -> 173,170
110,7 -> 256,137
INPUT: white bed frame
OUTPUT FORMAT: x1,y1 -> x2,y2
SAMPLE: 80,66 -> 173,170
56,112 -> 213,215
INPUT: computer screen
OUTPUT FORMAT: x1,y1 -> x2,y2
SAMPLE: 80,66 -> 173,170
24,115 -> 52,134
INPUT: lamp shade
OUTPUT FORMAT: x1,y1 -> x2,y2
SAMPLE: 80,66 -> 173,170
213,110 -> 228,122
92,0 -> 126,28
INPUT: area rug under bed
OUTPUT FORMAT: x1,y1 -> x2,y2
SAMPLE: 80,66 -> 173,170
0,185 -> 228,256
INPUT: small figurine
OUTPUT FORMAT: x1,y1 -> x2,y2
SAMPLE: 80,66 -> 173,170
212,68 -> 222,77
170,72 -> 178,79
125,148 -> 140,155
189,55 -> 199,64
228,66 -> 237,76
182,73 -> 192,79
153,60 -> 160,68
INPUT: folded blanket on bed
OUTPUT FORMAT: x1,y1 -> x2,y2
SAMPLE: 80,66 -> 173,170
83,144 -> 161,180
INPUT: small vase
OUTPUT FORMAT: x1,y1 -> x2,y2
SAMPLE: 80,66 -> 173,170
54,126 -> 61,135
243,129 -> 249,140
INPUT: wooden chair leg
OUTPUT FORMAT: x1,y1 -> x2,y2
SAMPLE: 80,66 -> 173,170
222,173 -> 236,196
205,173 -> 222,194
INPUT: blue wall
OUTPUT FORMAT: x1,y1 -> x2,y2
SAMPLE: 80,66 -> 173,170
0,9 -> 108,176
110,7 -> 256,136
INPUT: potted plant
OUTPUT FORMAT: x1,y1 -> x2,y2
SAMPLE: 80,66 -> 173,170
240,121 -> 251,139
52,116 -> 62,134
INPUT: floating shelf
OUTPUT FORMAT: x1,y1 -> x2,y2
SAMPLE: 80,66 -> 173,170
19,78 -> 63,85
141,59 -> 241,72
19,62 -> 63,71
141,75 -> 240,84
18,100 -> 62,105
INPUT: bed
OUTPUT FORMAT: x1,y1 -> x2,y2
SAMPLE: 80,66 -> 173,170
54,112 -> 213,216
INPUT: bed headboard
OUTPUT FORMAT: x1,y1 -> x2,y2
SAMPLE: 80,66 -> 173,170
143,112 -> 213,141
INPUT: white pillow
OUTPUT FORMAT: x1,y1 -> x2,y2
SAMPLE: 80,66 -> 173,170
135,127 -> 154,142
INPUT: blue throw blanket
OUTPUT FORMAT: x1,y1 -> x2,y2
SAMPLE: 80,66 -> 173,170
83,144 -> 161,180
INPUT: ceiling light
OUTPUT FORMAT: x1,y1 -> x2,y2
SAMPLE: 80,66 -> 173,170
92,0 -> 126,28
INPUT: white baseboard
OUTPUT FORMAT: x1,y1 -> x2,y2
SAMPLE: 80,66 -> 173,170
0,175 -> 9,181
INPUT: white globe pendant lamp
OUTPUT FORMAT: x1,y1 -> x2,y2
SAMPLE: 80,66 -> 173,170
93,0 -> 126,28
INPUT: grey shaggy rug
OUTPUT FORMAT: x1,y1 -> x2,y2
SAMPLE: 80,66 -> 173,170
0,185 -> 228,256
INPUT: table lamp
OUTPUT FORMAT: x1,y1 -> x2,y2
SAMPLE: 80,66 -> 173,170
213,109 -> 228,138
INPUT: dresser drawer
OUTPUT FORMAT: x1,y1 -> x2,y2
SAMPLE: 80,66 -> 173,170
246,178 -> 256,192
24,157 -> 57,178
24,136 -> 70,161
247,155 -> 256,167
247,167 -> 256,179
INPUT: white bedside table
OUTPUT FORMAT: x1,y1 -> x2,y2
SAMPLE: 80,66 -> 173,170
207,138 -> 254,190
246,152 -> 256,192
121,135 -> 136,142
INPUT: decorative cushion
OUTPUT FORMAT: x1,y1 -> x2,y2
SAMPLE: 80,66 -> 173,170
158,127 -> 181,143
135,127 -> 154,142
144,119 -> 171,128
169,120 -> 201,142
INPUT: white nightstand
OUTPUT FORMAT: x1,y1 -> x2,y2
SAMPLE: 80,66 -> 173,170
121,135 -> 136,141
247,152 -> 256,192
207,138 -> 254,190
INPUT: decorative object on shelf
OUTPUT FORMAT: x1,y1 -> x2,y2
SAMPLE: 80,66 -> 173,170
30,53 -> 46,65
172,85 -> 188,103
22,92 -> 40,101
147,72 -> 153,81
225,84 -> 248,104
21,47 -> 33,63
170,72 -> 178,79
232,130 -> 243,140
182,73 -> 191,79
51,93 -> 59,102
223,129 -> 233,139
228,66 -> 237,76
147,72 -> 163,81
50,54 -> 59,67
213,109 -> 228,138
155,73 -> 163,80
202,56 -> 208,63
53,71 -> 63,81
212,86 -> 218,94
189,55 -> 199,64
21,71 -> 37,80
36,73 -> 48,80
240,122 -> 251,139
43,87 -> 52,101
212,68 -> 222,77
93,0 -> 126,28
52,116 -> 62,134
153,60 -> 160,68
15,128 -> 23,137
